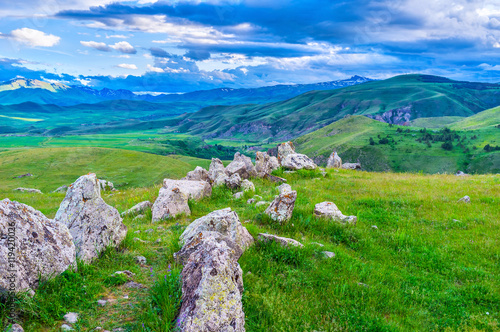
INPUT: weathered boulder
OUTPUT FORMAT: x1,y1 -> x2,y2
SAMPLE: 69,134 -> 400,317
341,163 -> 361,170
121,201 -> 152,217
255,151 -> 280,177
458,195 -> 471,203
0,199 -> 76,293
163,179 -> 212,200
225,173 -> 242,189
225,152 -> 257,179
326,151 -> 342,168
8,323 -> 24,332
257,233 -> 303,247
263,173 -> 287,183
14,187 -> 42,194
52,185 -> 69,193
241,179 -> 255,192
183,166 -> 210,182
179,208 -> 254,253
281,154 -> 317,170
176,235 -> 245,332
152,187 -> 190,222
264,190 -> 297,223
54,174 -> 127,264
98,179 -> 114,191
233,192 -> 244,199
313,202 -> 357,224
208,158 -> 226,184
455,171 -> 470,177
277,183 -> 292,194
213,173 -> 229,187
277,141 -> 295,163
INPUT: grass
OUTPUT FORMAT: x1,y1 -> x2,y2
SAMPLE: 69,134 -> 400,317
1,161 -> 499,331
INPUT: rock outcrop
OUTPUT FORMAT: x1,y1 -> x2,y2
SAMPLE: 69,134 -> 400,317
163,179 -> 212,200
313,202 -> 357,224
179,208 -> 254,253
326,151 -> 342,168
257,233 -> 303,247
225,152 -> 257,179
121,201 -> 152,217
255,151 -> 280,177
341,163 -> 361,170
225,173 -> 242,189
0,199 -> 76,293
183,166 -> 210,182
277,141 -> 295,163
208,158 -> 226,185
265,190 -> 297,223
152,187 -> 190,222
54,173 -> 127,264
281,153 -> 317,170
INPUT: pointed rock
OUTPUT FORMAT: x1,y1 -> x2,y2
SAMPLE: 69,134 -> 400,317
264,190 -> 297,223
225,173 -> 242,189
255,151 -> 280,177
326,151 -> 342,168
277,141 -> 295,163
183,166 -> 209,182
225,152 -> 257,179
208,158 -> 226,184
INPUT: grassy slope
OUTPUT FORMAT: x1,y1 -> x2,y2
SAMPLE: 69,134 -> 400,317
2,167 -> 499,331
163,74 -> 500,141
294,114 -> 500,174
0,147 -> 208,193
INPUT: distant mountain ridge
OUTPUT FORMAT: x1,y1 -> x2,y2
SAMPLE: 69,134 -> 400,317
0,76 -> 373,107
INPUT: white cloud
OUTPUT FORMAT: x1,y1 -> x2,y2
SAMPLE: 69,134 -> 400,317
9,28 -> 60,47
110,41 -> 137,54
106,34 -> 129,39
147,64 -> 164,72
116,63 -> 138,69
80,40 -> 112,52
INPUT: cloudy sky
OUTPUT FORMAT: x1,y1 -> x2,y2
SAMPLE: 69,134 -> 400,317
0,0 -> 499,92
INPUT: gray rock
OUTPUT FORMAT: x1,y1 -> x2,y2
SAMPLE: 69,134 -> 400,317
60,324 -> 73,331
225,173 -> 242,189
208,158 -> 226,184
264,190 -> 297,223
281,153 -> 317,170
179,208 -> 254,254
458,195 -> 471,203
255,151 -> 280,177
455,171 -> 470,176
263,173 -> 287,183
121,201 -> 152,217
176,235 -> 245,332
124,281 -> 146,289
52,185 -> 69,193
133,230 -> 141,234
7,324 -> 24,332
371,225 -> 378,230
133,214 -> 145,221
97,299 -> 107,306
255,201 -> 269,207
64,312 -> 79,324
277,183 -> 292,194
54,174 -> 127,264
113,270 -> 135,278
233,191 -> 244,199
313,202 -> 357,224
14,173 -> 32,179
247,198 -> 256,204
213,173 -> 229,187
162,179 -> 212,201
0,199 -> 76,293
326,151 -> 342,168
98,179 -> 114,191
154,238 -> 162,244
277,141 -> 295,163
133,237 -> 148,243
241,179 -> 255,192
257,233 -> 303,247
341,163 -> 361,170
135,256 -> 147,264
225,152 -> 257,179
152,187 -> 190,222
145,228 -> 154,233
13,187 -> 42,194
183,166 -> 210,182
310,242 -> 324,247
322,251 -> 335,258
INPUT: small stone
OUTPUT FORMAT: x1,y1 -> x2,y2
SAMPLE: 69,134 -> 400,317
133,214 -> 145,221
310,242 -> 324,247
63,312 -> 79,324
233,191 -> 244,199
322,251 -> 335,258
255,201 -> 269,207
133,230 -> 140,234
358,282 -> 369,288
253,195 -> 263,200
113,270 -> 135,278
257,233 -> 303,247
246,271 -> 252,275
135,256 -> 147,264
145,228 -> 154,234
124,281 -> 146,289
60,324 -> 73,331
133,237 -> 148,243
277,183 -> 292,194
95,327 -> 103,330
8,324 -> 24,332
241,179 -> 255,192
123,295 -> 129,299
371,225 -> 378,230
458,195 -> 471,203
247,198 -> 256,204
283,171 -> 296,174
97,300 -> 107,306
155,238 -> 162,244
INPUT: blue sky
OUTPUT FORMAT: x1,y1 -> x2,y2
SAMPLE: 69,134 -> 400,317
0,0 -> 500,92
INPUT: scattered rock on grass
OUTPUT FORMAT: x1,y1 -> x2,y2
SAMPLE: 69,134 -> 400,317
225,173 -> 241,189
63,312 -> 79,324
277,141 -> 296,163
255,151 -> 280,177
134,256 -> 147,264
247,198 -> 256,204
313,202 -> 357,224
8,324 -> 24,332
241,179 -> 255,192
341,163 -> 361,170
458,195 -> 471,203
208,158 -> 226,185
277,183 -> 292,194
52,185 -> 69,193
152,187 -> 190,222
183,166 -> 209,182
124,281 -> 146,289
281,153 -> 317,170
256,201 -> 269,207
326,151 -> 342,168
113,270 -> 135,278
257,233 -> 303,247
97,300 -> 107,306
60,324 -> 73,331
233,191 -> 244,199
322,251 -> 335,258
263,173 -> 287,183
264,190 -> 297,223
225,152 -> 257,179
14,187 -> 42,194
121,201 -> 152,217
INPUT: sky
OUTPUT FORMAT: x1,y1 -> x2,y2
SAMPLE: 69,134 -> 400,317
0,0 -> 499,92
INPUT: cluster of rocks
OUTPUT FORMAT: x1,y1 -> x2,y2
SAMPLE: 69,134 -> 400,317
326,151 -> 361,170
173,208 -> 252,331
0,173 -> 127,295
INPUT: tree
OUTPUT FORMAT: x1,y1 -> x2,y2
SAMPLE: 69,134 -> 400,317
369,137 -> 375,145
441,141 -> 453,151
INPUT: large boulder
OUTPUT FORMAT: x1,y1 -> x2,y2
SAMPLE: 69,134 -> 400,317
255,151 -> 280,177
341,163 -> 361,170
265,190 -> 297,224
0,199 -> 76,293
213,173 -> 229,187
313,202 -> 357,224
179,208 -> 254,253
121,201 -> 152,217
183,166 -> 209,182
208,158 -> 226,184
225,152 -> 257,179
277,141 -> 295,163
257,233 -> 303,247
225,173 -> 242,190
54,174 -> 127,264
326,151 -> 342,168
152,187 -> 190,222
163,179 -> 212,200
281,154 -> 317,170
176,235 -> 245,332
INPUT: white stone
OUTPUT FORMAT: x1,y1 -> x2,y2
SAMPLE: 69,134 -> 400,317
241,179 -> 255,192
121,201 -> 152,217
281,153 -> 317,170
313,202 -> 357,224
152,187 -> 190,222
257,233 -> 303,247
326,151 -> 342,168
64,312 -> 79,324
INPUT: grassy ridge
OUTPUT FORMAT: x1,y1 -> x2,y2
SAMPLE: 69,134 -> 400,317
2,166 -> 499,331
